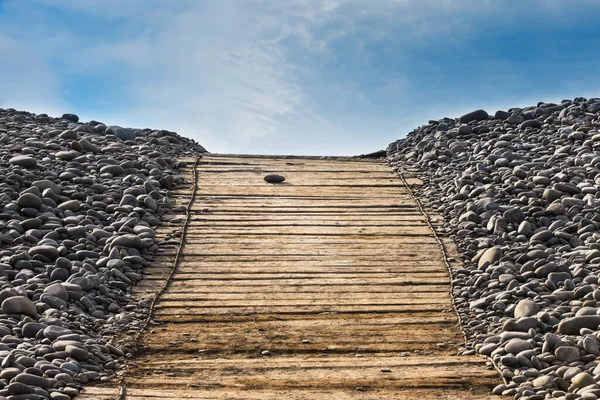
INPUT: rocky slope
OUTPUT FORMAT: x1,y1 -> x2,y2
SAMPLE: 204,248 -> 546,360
0,108 -> 205,399
388,97 -> 600,399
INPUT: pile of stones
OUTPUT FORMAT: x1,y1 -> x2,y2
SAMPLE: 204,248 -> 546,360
388,98 -> 600,399
0,108 -> 206,399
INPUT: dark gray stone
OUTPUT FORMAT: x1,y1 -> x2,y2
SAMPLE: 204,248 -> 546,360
9,155 -> 37,169
458,109 -> 488,123
1,296 -> 37,316
264,174 -> 285,184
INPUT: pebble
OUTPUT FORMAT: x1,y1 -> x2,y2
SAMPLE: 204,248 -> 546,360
1,296 -> 37,317
558,316 -> 600,335
60,113 -> 79,122
572,372 -> 595,388
9,155 -> 37,169
555,346 -> 580,362
514,299 -> 540,318
264,174 -> 286,183
56,199 -> 80,211
459,109 -> 489,123
16,193 -> 42,209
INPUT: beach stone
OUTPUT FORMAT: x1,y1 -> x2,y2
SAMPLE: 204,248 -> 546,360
548,272 -> 571,285
28,245 -> 59,260
459,109 -> 488,123
9,155 -> 36,169
57,200 -> 80,211
55,150 -> 79,161
558,316 -> 600,334
555,346 -> 581,362
543,189 -> 563,203
16,193 -> 42,209
31,179 -> 61,194
44,283 -> 69,301
106,125 -> 135,140
572,372 -> 595,388
477,247 -> 502,268
110,234 -> 145,249
65,345 -> 89,361
583,335 -> 599,355
504,338 -> 532,354
43,325 -> 72,341
13,373 -> 50,388
494,110 -> 510,120
532,375 -> 554,389
264,174 -> 285,184
59,129 -> 77,139
519,119 -> 542,129
1,296 -> 37,316
100,164 -> 124,175
79,138 -> 101,153
61,113 -> 79,122
22,322 -> 47,338
514,299 -> 540,318
7,382 -> 35,395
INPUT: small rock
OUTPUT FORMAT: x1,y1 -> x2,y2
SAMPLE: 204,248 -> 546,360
555,346 -> 580,362
61,113 -> 79,122
459,109 -> 489,123
572,372 -> 595,388
264,174 -> 286,184
1,296 -> 37,316
16,193 -> 42,209
514,299 -> 540,318
9,155 -> 37,169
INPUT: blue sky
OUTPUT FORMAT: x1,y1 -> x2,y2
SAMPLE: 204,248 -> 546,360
1,0 -> 600,155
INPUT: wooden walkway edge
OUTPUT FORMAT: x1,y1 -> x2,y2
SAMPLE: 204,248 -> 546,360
79,155 -> 499,399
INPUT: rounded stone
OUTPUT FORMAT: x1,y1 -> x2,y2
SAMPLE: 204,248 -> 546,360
558,316 -> 600,335
110,234 -> 145,249
1,296 -> 37,316
31,179 -> 61,194
61,113 -> 79,122
572,372 -> 595,388
106,125 -> 135,140
458,109 -> 488,123
13,372 -> 50,388
7,382 -> 35,395
264,174 -> 285,184
555,346 -> 580,362
504,338 -> 532,354
55,150 -> 80,161
59,130 -> 78,139
16,193 -> 42,209
22,322 -> 47,338
57,199 -> 80,211
9,155 -> 37,169
100,164 -> 124,175
514,299 -> 540,318
65,345 -> 90,361
28,245 -> 59,260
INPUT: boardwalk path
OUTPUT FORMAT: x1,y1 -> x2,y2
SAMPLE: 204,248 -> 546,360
81,155 -> 498,399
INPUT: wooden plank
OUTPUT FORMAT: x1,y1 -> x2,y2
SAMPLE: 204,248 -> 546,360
86,155 -> 498,400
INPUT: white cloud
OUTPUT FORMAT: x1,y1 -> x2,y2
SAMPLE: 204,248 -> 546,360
1,0 -> 600,155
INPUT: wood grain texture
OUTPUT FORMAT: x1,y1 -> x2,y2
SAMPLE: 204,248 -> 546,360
79,155 -> 498,399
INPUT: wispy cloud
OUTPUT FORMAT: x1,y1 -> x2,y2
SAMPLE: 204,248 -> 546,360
1,0 -> 600,154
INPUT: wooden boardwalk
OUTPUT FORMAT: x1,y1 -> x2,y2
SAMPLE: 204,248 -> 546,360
80,155 -> 498,399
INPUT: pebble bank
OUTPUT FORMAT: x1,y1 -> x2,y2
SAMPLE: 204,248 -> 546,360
0,108 -> 205,399
388,97 -> 600,399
